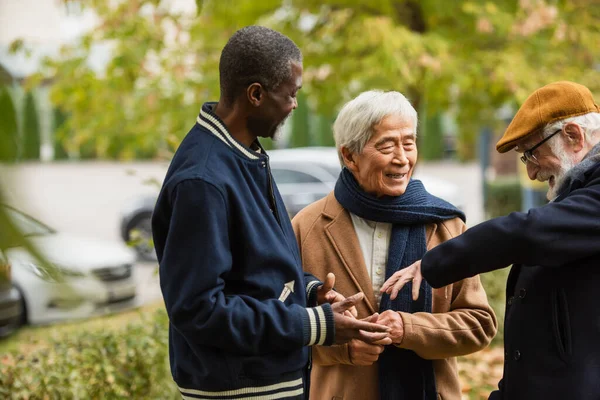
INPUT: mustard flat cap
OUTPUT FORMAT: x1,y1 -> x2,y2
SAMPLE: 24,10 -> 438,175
496,81 -> 600,153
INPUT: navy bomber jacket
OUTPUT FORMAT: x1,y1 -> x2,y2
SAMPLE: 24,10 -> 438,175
152,103 -> 335,399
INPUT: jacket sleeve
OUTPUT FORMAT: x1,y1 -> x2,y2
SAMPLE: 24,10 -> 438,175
159,179 -> 334,357
397,222 -> 498,359
422,179 -> 600,288
304,272 -> 322,307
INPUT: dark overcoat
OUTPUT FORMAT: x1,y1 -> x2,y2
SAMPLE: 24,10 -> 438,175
421,160 -> 600,400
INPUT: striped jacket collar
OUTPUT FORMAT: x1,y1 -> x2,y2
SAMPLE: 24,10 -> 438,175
197,102 -> 263,160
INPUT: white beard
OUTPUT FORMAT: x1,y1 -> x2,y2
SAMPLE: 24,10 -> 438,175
545,153 -> 577,200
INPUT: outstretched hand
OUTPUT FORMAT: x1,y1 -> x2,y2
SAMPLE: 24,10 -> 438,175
331,292 -> 390,345
380,259 -> 423,301
317,272 -> 357,317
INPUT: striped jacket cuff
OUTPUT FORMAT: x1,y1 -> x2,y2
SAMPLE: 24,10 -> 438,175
305,280 -> 322,307
302,303 -> 335,347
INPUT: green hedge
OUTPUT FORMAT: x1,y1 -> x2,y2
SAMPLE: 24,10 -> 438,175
480,268 -> 509,346
0,309 -> 178,399
481,177 -> 522,345
484,177 -> 522,218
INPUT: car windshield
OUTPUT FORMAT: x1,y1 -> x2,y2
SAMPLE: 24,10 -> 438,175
3,206 -> 55,237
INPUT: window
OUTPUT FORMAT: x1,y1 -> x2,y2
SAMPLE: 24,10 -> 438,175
271,169 -> 321,185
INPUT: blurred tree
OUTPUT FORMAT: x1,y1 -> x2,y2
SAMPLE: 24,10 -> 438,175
0,99 -> 56,279
21,91 -> 41,161
20,0 -> 600,160
0,87 -> 19,162
290,92 -> 311,147
53,108 -> 70,160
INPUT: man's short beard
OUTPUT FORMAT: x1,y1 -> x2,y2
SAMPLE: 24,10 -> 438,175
271,116 -> 290,141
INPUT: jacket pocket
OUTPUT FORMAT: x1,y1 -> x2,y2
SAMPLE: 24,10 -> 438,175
551,288 -> 572,362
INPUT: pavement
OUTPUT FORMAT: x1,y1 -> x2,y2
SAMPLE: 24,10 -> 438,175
0,160 -> 484,312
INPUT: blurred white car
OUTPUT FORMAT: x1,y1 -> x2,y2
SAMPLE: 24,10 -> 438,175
3,205 -> 137,325
120,147 -> 464,261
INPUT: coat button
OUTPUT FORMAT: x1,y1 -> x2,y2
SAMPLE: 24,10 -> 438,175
507,296 -> 514,305
519,288 -> 527,298
514,350 -> 521,361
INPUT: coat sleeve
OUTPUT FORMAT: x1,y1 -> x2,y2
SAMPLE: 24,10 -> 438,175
422,177 -> 600,288
158,179 -> 334,357
397,275 -> 497,359
397,222 -> 498,360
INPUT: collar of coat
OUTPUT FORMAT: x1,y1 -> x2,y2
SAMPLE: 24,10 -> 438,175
555,142 -> 600,198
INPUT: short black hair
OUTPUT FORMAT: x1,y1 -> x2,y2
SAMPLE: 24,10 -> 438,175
219,26 -> 302,105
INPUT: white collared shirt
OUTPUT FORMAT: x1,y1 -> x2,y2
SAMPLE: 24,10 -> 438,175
349,213 -> 392,308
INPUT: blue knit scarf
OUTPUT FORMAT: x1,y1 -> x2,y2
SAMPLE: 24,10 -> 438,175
334,168 -> 465,400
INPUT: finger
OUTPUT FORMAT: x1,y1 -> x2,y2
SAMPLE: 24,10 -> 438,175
323,272 -> 335,292
380,272 -> 400,293
342,292 -> 364,307
349,305 -> 358,318
358,331 -> 390,344
361,313 -> 379,322
372,337 -> 393,346
349,319 -> 390,333
390,277 -> 410,300
412,273 -> 422,301
343,310 -> 355,319
324,291 -> 339,303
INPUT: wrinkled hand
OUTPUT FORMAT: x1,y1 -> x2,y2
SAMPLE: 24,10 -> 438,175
331,293 -> 390,345
380,260 -> 423,301
348,313 -> 390,366
317,272 -> 357,317
348,339 -> 385,366
376,310 -> 404,344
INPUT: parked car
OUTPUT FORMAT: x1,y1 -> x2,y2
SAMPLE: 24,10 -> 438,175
120,147 -> 464,261
0,250 -> 22,337
3,205 -> 137,325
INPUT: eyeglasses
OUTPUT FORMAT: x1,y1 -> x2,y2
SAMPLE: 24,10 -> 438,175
519,129 -> 561,165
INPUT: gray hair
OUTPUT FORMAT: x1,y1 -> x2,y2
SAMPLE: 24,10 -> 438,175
219,26 -> 302,105
333,90 -> 418,166
542,112 -> 600,143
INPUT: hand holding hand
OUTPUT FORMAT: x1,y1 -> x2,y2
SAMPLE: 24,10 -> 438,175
376,310 -> 404,344
347,313 -> 390,366
380,260 -> 423,301
331,293 -> 390,345
348,339 -> 385,366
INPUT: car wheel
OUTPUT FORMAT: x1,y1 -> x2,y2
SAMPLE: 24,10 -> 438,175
124,212 -> 157,262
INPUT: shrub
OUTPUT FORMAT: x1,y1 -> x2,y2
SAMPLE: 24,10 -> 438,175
0,308 -> 178,399
480,177 -> 522,346
480,268 -> 509,346
484,177 -> 521,218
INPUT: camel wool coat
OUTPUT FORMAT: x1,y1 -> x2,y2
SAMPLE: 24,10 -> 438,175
292,192 -> 497,400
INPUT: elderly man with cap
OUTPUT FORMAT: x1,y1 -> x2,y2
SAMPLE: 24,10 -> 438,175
380,81 -> 600,400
